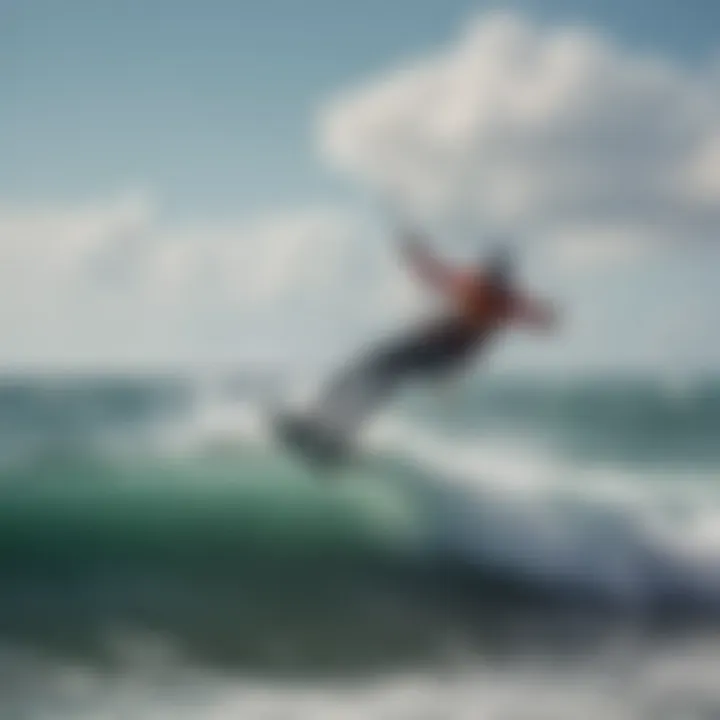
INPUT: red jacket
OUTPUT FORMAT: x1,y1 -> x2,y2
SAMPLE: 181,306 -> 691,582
403,241 -> 555,332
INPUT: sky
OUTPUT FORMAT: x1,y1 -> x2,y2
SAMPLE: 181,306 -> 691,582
3,0 -> 720,374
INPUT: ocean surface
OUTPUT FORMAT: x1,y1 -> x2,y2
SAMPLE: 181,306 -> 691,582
2,371 -> 720,719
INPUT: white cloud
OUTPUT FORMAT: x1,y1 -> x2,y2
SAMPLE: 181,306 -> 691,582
0,191 -> 151,295
319,12 -> 720,265
4,12 -> 719,370
684,132 -> 720,203
0,195 -> 381,367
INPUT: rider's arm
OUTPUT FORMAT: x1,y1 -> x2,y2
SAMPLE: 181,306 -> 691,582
400,233 -> 459,294
510,294 -> 558,330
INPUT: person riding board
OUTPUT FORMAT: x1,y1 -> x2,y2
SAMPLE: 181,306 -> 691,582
276,231 -> 558,464
395,231 -> 557,378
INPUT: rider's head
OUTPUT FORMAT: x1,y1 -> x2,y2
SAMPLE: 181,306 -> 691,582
483,244 -> 515,287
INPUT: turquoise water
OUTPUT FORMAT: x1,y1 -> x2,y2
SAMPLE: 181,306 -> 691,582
2,373 -> 720,717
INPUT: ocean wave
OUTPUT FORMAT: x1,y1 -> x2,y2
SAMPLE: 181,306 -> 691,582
8,632 -> 720,719
2,375 -> 720,670
362,413 -> 720,610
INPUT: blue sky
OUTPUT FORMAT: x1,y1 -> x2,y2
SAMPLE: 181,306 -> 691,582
3,0 -> 720,372
5,0 -> 718,215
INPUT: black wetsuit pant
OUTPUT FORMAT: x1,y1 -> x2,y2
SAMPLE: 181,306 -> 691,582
366,317 -> 486,378
317,317 -> 490,434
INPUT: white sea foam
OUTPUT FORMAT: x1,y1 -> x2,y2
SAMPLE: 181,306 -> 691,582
361,411 -> 720,607
7,633 -> 720,720
142,385 -> 720,609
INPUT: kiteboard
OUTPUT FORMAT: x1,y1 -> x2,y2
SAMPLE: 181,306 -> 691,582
272,410 -> 354,468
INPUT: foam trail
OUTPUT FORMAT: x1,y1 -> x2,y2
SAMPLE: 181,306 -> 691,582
361,412 -> 720,610
64,377 -> 720,613
10,634 -> 720,720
